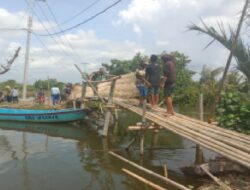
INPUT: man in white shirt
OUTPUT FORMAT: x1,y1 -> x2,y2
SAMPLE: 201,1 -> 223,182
51,87 -> 60,105
11,87 -> 19,103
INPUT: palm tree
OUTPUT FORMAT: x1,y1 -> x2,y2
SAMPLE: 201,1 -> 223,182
200,65 -> 224,90
200,66 -> 224,105
188,0 -> 250,98
189,23 -> 250,82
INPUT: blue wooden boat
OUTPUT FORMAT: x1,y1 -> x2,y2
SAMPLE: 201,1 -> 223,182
0,108 -> 86,123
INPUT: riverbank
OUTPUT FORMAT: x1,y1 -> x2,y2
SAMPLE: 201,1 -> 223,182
198,174 -> 250,190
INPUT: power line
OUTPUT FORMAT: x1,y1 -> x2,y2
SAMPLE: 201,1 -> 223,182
32,33 -> 55,58
34,1 -> 79,61
41,0 -> 101,31
24,0 -> 79,62
43,0 -> 83,61
36,0 -> 122,36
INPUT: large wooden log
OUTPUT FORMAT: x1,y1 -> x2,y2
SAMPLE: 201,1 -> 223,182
109,151 -> 190,190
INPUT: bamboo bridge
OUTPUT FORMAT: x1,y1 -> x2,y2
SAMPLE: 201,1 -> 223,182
113,99 -> 250,169
75,65 -> 250,170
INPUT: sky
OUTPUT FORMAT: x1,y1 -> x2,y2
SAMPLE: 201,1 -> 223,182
0,0 -> 246,84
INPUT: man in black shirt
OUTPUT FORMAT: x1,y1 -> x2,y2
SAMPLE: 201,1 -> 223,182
161,53 -> 176,115
146,55 -> 161,107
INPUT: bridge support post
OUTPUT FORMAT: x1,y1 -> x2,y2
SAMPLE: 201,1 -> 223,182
140,99 -> 147,155
102,79 -> 117,136
81,81 -> 87,109
195,93 -> 204,164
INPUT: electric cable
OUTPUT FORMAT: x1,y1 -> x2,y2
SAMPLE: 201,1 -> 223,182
36,0 -> 122,36
43,1 -> 83,61
24,0 -> 79,62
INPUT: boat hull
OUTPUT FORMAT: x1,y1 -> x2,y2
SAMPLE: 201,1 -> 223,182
0,108 -> 86,123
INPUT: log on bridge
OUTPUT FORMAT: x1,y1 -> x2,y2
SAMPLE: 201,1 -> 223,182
114,99 -> 250,169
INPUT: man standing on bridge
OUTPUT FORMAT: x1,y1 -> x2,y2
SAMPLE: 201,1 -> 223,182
146,55 -> 161,107
161,53 -> 176,116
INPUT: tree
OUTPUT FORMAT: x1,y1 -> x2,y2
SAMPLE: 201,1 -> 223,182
34,79 -> 64,90
102,53 -> 147,75
168,51 -> 198,105
0,47 -> 21,74
199,66 -> 224,105
188,0 -> 250,96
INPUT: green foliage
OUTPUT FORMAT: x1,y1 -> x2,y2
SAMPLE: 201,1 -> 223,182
102,53 -> 147,75
0,80 -> 19,89
170,51 -> 199,105
199,65 -> 224,105
216,91 -> 250,133
103,51 -> 199,105
34,78 -> 65,90
188,21 -> 250,92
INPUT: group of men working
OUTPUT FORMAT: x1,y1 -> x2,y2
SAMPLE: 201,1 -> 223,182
136,53 -> 176,115
37,83 -> 72,105
1,86 -> 19,103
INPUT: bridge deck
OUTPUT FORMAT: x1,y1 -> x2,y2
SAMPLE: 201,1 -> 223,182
114,99 -> 250,169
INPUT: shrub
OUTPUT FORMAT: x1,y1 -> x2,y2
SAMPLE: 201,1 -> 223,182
216,91 -> 250,133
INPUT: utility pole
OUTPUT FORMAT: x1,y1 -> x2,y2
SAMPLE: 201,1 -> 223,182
22,0 -> 46,100
22,15 -> 33,100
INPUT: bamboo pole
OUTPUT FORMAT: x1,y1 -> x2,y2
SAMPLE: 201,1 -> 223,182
81,81 -> 87,109
152,106 -> 250,142
114,100 -> 250,168
128,126 -> 162,131
196,93 -> 204,164
200,164 -> 232,190
149,105 -> 250,145
147,111 -> 250,161
122,168 -> 166,190
74,64 -> 106,103
109,151 -> 190,190
150,104 -> 247,138
167,117 -> 250,153
102,79 -> 117,136
163,164 -> 168,178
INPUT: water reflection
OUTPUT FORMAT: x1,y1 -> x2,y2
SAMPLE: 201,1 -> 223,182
0,110 -> 217,190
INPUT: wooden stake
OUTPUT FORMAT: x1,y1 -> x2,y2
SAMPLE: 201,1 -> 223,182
102,79 -> 117,136
122,168 -> 166,190
73,100 -> 76,109
163,164 -> 168,178
196,94 -> 204,164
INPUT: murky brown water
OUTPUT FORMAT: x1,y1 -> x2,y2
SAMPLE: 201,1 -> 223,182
0,108 -> 217,190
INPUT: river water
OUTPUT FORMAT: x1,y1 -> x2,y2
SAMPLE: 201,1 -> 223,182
0,108 -> 217,190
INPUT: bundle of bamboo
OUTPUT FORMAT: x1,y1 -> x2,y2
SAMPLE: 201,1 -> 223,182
69,73 -> 139,100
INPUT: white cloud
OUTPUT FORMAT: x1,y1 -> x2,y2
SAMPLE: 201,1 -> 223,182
0,6 -> 146,83
133,24 -> 141,35
0,0 -> 246,84
156,40 -> 169,47
115,0 -> 244,80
